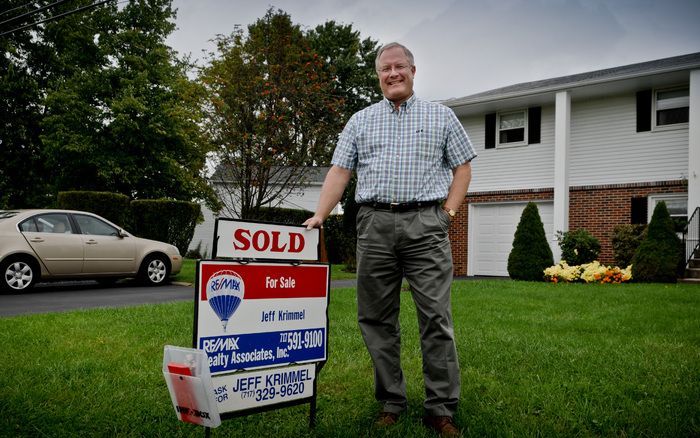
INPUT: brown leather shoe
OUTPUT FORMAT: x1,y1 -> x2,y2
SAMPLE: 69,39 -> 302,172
423,415 -> 461,438
375,411 -> 399,427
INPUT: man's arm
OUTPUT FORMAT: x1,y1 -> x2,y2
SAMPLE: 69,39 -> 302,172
443,162 -> 472,214
303,165 -> 353,229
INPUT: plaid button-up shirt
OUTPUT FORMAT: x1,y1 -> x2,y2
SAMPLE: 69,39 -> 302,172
332,94 -> 476,204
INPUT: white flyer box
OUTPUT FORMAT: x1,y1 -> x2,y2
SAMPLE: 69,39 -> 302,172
214,219 -> 319,261
162,346 -> 221,428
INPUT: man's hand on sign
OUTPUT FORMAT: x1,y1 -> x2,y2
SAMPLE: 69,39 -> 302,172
303,215 -> 324,230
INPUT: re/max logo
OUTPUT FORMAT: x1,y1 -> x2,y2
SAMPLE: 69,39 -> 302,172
176,406 -> 211,419
202,337 -> 239,352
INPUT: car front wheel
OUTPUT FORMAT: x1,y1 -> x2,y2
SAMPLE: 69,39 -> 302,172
139,255 -> 170,286
1,258 -> 39,293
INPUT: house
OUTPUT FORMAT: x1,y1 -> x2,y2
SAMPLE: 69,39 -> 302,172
445,52 -> 700,277
188,166 -> 341,258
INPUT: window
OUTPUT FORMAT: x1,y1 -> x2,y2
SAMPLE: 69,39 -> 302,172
648,194 -> 688,233
20,213 -> 73,234
655,86 -> 689,127
74,214 -> 119,236
498,110 -> 527,146
485,107 -> 540,149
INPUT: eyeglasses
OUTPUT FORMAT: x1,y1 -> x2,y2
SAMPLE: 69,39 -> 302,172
377,64 -> 411,75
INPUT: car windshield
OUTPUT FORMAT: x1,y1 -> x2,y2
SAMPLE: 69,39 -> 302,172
0,211 -> 19,221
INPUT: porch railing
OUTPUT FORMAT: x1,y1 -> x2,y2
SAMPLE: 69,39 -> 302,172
682,206 -> 700,267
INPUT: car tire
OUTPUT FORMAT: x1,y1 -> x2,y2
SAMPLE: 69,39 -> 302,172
1,257 -> 39,293
139,254 -> 170,286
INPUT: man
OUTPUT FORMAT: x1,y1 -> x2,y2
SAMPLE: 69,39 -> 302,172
304,42 -> 476,437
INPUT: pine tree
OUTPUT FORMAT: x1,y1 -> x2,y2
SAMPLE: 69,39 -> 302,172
508,202 -> 554,281
631,201 -> 684,283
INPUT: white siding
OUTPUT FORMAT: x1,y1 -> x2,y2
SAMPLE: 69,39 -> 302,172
462,106 -> 555,193
461,94 -> 688,193
569,95 -> 688,186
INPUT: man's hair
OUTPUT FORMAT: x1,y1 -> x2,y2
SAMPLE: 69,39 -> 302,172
375,42 -> 415,70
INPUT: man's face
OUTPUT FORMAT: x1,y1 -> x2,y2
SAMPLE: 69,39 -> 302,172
377,46 -> 415,106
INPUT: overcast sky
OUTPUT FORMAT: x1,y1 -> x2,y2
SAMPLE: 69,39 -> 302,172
167,0 -> 700,102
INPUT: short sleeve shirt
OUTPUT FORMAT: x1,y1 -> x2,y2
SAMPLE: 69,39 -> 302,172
331,94 -> 476,203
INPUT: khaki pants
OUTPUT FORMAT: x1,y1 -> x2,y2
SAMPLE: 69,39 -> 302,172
355,204 -> 460,416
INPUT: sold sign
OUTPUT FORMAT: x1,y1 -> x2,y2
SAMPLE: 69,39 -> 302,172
214,219 -> 319,261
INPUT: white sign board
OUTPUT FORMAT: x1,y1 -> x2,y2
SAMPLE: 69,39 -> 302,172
214,219 -> 319,261
212,364 -> 316,414
195,261 -> 329,376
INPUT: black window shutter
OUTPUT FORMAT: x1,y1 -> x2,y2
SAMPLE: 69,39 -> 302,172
485,113 -> 496,149
636,89 -> 652,132
528,106 -> 541,144
630,197 -> 648,224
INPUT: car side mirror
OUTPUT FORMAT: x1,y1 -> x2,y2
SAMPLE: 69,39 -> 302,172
117,229 -> 128,238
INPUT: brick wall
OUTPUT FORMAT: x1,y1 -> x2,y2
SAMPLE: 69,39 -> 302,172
449,180 -> 687,276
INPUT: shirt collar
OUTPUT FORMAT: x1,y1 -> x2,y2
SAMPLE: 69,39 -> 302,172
383,93 -> 417,113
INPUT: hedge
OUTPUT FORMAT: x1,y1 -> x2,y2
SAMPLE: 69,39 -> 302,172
57,191 -> 131,227
130,199 -> 201,255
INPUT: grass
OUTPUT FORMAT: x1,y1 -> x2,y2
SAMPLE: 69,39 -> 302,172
1,281 -> 698,437
174,258 -> 356,284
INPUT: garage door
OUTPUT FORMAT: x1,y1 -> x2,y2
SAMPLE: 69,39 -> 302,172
469,202 -> 554,276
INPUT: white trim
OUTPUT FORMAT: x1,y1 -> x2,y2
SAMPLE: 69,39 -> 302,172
689,69 -> 700,211
553,90 -> 571,262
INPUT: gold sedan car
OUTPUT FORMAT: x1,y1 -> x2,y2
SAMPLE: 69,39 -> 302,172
0,209 -> 182,292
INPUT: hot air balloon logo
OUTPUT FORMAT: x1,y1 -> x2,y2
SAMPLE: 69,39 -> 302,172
206,270 -> 245,332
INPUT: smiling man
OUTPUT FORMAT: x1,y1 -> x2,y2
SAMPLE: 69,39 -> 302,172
304,42 -> 476,438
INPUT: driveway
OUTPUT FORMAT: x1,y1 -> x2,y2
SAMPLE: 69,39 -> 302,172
0,280 -> 194,317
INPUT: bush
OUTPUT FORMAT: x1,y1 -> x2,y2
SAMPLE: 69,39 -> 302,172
323,215 -> 355,266
612,224 -> 646,267
557,228 -> 600,265
631,201 -> 684,283
57,191 -> 131,227
130,199 -> 201,255
248,207 -> 312,225
508,202 -> 554,281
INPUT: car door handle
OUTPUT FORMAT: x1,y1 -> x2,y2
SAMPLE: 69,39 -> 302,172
85,240 -> 98,245
29,237 -> 45,243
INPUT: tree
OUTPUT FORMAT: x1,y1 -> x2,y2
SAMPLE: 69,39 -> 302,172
43,0 -> 216,206
306,21 -> 382,117
631,201 -> 684,283
306,21 -> 381,268
200,9 -> 343,219
508,202 -> 554,281
0,0 -> 52,208
0,0 -> 217,208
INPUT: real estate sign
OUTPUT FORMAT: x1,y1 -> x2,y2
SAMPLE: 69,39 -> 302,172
194,259 -> 329,416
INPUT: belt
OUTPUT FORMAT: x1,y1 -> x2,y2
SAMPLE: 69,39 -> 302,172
359,200 -> 440,212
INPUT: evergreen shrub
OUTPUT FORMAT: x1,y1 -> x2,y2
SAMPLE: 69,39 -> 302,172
130,199 -> 201,255
57,191 -> 130,226
631,201 -> 684,283
611,224 -> 646,267
508,202 -> 554,281
557,228 -> 600,265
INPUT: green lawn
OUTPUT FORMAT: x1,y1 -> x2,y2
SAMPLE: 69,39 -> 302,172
1,281 -> 698,437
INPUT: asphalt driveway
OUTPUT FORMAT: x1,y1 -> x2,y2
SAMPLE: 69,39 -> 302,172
0,280 -> 194,317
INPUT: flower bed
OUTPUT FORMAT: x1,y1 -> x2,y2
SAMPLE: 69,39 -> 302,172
544,261 -> 632,284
